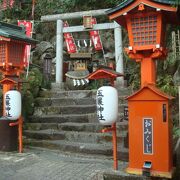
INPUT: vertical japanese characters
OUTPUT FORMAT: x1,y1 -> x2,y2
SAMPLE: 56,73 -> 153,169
4,90 -> 21,120
5,93 -> 12,118
143,118 -> 153,154
97,89 -> 105,121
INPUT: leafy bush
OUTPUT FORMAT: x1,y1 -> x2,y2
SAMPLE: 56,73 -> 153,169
23,68 -> 43,97
21,68 -> 43,118
173,127 -> 180,138
157,74 -> 178,97
22,90 -> 34,118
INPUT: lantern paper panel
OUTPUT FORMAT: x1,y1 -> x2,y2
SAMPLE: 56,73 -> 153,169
96,86 -> 118,125
4,90 -> 22,120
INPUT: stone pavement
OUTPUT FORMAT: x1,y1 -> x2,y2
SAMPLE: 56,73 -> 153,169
0,148 -> 151,180
2,147 -> 178,180
0,148 -> 123,180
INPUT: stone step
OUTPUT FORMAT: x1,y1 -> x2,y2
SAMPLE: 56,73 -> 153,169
33,104 -> 127,116
24,129 -> 127,145
28,113 -> 125,123
24,122 -> 59,131
39,88 -> 132,98
35,97 -> 96,107
24,139 -> 129,161
28,113 -> 93,123
39,90 -> 97,98
33,104 -> 96,116
35,96 -> 127,107
24,121 -> 128,132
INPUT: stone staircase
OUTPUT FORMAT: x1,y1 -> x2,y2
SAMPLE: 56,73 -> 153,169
24,88 -> 131,161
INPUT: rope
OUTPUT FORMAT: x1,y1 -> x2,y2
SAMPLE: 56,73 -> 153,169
65,73 -> 89,79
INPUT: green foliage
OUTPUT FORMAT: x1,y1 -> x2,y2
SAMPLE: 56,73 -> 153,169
21,68 -> 43,118
34,0 -> 122,19
87,80 -> 101,90
23,68 -> 43,97
22,90 -> 34,118
173,127 -> 180,138
42,78 -> 51,89
125,61 -> 140,91
1,1 -> 32,21
157,74 -> 178,96
175,0 -> 180,5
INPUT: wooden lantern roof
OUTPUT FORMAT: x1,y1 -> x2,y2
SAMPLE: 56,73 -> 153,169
0,21 -> 37,44
0,77 -> 18,85
126,83 -> 174,101
0,77 -> 27,85
88,68 -> 123,80
107,0 -> 180,27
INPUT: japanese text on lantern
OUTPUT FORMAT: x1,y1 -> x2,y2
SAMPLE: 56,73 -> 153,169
5,94 -> 12,118
143,118 -> 153,154
97,89 -> 105,121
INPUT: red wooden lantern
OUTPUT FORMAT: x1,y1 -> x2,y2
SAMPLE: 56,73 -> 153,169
107,0 -> 180,86
126,11 -> 164,51
107,0 -> 179,53
0,40 -> 25,73
0,22 -> 36,75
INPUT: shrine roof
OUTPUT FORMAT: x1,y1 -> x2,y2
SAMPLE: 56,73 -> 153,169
107,0 -> 179,15
0,22 -> 37,44
152,0 -> 178,5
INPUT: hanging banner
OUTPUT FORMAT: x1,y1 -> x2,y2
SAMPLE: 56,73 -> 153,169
89,18 -> 103,51
18,20 -> 33,67
63,21 -> 77,54
0,0 -> 15,10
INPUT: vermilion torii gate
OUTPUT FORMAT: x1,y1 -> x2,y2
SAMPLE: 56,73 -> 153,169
41,9 -> 124,88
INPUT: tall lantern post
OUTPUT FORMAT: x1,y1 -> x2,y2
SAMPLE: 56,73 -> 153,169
88,67 -> 123,170
107,0 -> 180,178
0,22 -> 37,153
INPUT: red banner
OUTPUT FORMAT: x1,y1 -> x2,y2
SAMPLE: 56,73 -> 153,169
18,20 -> 33,67
89,18 -> 103,51
0,0 -> 14,10
63,21 -> 77,54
